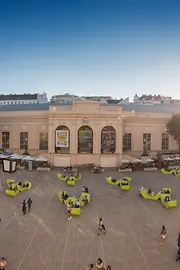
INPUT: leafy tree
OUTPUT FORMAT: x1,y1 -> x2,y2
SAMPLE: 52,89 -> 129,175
167,114 -> 180,149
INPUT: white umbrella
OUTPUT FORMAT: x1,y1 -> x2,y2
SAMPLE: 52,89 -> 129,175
22,156 -> 35,161
131,158 -> 141,163
141,158 -> 154,163
164,157 -> 173,161
35,157 -> 48,162
122,159 -> 129,163
175,157 -> 180,160
10,154 -> 23,160
0,154 -> 9,159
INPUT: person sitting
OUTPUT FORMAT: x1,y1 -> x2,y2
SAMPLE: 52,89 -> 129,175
121,181 -> 128,186
164,196 -> 170,202
82,195 -> 88,205
112,178 -> 116,183
74,199 -> 80,208
18,182 -> 22,186
62,192 -> 68,203
75,173 -> 79,178
13,185 -> 18,192
0,257 -> 7,270
148,188 -> 152,195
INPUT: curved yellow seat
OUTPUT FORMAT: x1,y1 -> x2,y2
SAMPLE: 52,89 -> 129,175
6,189 -> 19,197
57,190 -> 70,204
106,177 -> 120,186
56,173 -> 68,181
71,207 -> 81,216
6,179 -> 15,187
161,168 -> 174,175
120,181 -> 130,191
74,174 -> 81,181
161,195 -> 177,208
140,189 -> 160,200
18,181 -> 32,191
79,192 -> 91,207
123,176 -> 132,182
161,188 -> 171,196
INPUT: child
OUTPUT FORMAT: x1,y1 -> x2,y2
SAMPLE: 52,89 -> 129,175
160,225 -> 166,245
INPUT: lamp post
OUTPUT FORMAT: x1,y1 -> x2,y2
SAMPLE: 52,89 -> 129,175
141,138 -> 148,157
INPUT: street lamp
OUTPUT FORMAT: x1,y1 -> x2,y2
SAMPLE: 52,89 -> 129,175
141,138 -> 148,156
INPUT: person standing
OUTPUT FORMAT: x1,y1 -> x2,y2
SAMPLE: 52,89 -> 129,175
27,198 -> 32,213
98,218 -> 106,235
22,200 -> 26,215
160,225 -> 166,245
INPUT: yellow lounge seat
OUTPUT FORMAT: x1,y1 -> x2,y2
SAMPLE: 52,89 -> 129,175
18,181 -> 32,191
74,174 -> 81,181
163,200 -> 177,209
6,179 -> 15,187
161,188 -> 171,196
120,181 -> 130,191
57,190 -> 69,204
56,173 -> 68,181
106,177 -> 120,186
67,180 -> 75,186
161,168 -> 174,175
6,189 -> 19,197
79,192 -> 91,207
71,207 -> 81,216
123,176 -> 132,182
140,189 -> 160,200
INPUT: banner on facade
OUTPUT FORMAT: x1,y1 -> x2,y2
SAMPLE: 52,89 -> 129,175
56,130 -> 69,147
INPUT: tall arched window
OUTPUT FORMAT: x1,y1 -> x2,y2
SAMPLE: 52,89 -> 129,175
78,126 -> 93,154
101,126 -> 116,154
55,126 -> 70,153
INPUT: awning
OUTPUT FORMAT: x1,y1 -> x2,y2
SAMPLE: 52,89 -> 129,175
0,154 -> 10,159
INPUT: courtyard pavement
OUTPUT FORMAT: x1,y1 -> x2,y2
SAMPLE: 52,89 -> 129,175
0,169 -> 180,269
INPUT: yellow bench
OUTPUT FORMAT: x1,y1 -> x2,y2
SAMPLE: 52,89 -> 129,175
6,179 -> 15,187
106,177 -> 120,186
71,207 -> 81,216
56,173 -> 69,181
6,189 -> 19,197
140,189 -> 161,200
18,181 -> 32,191
161,168 -> 174,175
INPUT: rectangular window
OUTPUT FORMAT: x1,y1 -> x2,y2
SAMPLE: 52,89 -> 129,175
20,132 -> 28,149
123,133 -> 132,151
39,132 -> 48,150
162,133 -> 169,150
143,133 -> 151,151
2,132 -> 10,148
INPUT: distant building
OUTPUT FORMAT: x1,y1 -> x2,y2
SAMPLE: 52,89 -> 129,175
50,93 -> 84,104
134,94 -> 172,104
0,92 -> 48,106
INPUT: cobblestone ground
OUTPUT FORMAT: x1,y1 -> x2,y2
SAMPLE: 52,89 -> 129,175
0,169 -> 180,269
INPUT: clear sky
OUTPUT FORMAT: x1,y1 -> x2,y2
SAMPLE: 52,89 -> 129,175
0,0 -> 180,99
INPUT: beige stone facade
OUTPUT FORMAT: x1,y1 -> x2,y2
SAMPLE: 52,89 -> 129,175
0,101 -> 179,167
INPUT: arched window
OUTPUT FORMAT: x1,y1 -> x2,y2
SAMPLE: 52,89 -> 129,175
55,126 -> 70,153
101,126 -> 116,154
78,126 -> 93,154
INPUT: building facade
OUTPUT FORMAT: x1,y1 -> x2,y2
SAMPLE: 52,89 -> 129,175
0,101 -> 179,167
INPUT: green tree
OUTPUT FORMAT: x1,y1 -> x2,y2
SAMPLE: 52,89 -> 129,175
167,114 -> 180,149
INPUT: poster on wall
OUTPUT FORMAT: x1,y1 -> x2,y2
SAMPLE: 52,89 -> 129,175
56,130 -> 69,147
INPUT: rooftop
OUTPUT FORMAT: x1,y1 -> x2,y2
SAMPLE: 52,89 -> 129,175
0,94 -> 38,101
0,101 -> 180,113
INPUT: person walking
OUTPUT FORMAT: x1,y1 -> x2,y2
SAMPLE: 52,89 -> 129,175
160,225 -> 166,245
177,232 -> 180,248
97,218 -> 106,235
22,200 -> 26,215
27,198 -> 32,213
67,203 -> 72,220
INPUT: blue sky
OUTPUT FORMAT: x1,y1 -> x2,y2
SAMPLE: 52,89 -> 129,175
0,0 -> 180,99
